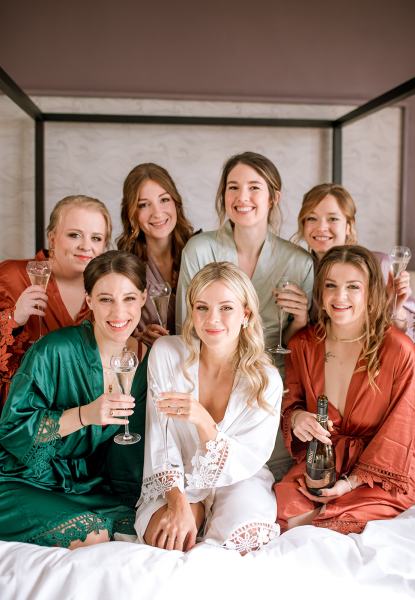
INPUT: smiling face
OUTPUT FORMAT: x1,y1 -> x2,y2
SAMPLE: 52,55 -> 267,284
48,206 -> 107,276
224,163 -> 277,229
192,280 -> 247,353
135,179 -> 178,242
322,262 -> 367,332
86,272 -> 146,346
303,194 -> 350,258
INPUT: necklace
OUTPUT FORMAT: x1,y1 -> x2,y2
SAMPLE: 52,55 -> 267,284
329,332 -> 365,343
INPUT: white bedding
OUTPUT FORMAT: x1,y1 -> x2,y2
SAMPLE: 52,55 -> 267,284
1,507 -> 414,600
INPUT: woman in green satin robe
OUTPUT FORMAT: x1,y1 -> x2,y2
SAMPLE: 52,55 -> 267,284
0,250 -> 148,548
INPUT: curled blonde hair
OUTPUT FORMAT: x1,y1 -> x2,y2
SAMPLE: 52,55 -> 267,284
314,245 -> 390,388
47,195 -> 112,248
292,183 -> 357,247
182,261 -> 273,411
215,152 -> 282,235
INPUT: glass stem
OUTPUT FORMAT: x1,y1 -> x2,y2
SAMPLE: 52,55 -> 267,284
279,309 -> 284,347
164,417 -> 169,465
124,421 -> 131,438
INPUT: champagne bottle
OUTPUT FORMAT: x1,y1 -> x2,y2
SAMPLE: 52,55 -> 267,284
304,395 -> 336,495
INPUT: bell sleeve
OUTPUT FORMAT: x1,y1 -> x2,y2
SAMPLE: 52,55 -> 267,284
352,339 -> 415,495
0,348 -> 63,478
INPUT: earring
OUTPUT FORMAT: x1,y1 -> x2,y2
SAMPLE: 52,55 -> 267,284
49,246 -> 55,259
242,316 -> 249,329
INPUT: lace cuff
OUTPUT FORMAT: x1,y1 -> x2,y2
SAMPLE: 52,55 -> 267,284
352,462 -> 409,495
185,434 -> 229,490
22,411 -> 62,477
0,308 -> 29,378
223,521 -> 279,553
140,469 -> 184,503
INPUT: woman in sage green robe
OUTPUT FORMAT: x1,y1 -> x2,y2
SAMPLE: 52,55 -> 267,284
0,251 -> 148,548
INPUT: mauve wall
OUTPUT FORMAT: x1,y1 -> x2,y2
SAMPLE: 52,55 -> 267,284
0,0 -> 414,261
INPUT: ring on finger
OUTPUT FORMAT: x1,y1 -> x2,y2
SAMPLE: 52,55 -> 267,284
177,407 -> 183,415
110,409 -> 115,417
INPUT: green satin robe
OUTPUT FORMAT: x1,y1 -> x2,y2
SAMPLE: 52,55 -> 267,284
0,321 -> 147,547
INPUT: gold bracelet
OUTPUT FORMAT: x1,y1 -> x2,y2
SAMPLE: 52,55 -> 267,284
341,474 -> 353,491
291,411 -> 301,430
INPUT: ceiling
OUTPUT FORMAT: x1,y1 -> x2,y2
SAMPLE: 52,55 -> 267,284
1,0 -> 415,103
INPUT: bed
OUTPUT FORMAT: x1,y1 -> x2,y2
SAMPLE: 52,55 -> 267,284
1,506 -> 414,600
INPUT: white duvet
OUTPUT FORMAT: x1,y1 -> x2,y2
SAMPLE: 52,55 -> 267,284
1,506 -> 414,600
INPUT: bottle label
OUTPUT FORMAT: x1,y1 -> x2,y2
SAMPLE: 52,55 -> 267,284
305,467 -> 336,492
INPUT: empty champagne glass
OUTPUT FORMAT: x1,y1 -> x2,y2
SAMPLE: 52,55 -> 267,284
149,282 -> 171,329
389,246 -> 412,318
269,278 -> 292,355
26,260 -> 51,339
150,378 -> 180,470
110,350 -> 140,445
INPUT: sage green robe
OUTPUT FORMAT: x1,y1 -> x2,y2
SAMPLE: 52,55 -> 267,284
0,321 -> 147,547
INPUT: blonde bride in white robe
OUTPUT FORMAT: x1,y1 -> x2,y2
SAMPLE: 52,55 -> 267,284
135,261 -> 282,553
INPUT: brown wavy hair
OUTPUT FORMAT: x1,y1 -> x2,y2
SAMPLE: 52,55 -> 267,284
116,163 -> 194,272
182,261 -> 274,411
215,152 -> 282,234
292,183 -> 357,246
314,245 -> 390,387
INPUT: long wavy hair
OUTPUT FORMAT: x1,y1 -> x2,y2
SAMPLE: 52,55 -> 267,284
182,261 -> 273,411
116,163 -> 194,273
292,183 -> 357,247
215,152 -> 282,235
314,245 -> 390,387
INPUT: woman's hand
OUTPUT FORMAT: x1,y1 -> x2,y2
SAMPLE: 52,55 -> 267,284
13,286 -> 48,326
81,392 -> 135,426
297,474 -> 358,504
140,324 -> 169,346
157,392 -> 211,428
157,391 -> 217,445
291,410 -> 333,445
149,490 -> 197,551
387,270 -> 412,312
274,282 -> 308,328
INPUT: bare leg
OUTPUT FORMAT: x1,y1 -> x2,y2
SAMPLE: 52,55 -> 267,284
286,508 -> 320,529
69,529 -> 110,550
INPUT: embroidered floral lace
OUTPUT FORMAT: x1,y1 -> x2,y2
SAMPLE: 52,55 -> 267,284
28,513 -> 113,548
141,469 -> 183,503
353,462 -> 409,494
0,308 -> 30,397
223,521 -> 279,553
22,411 -> 62,477
185,435 -> 229,489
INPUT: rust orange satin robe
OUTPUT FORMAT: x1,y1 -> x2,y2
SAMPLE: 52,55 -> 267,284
0,250 -> 90,407
275,325 -> 415,534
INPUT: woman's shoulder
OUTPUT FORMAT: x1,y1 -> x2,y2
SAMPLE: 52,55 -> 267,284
289,324 -> 320,348
272,235 -> 313,263
183,229 -> 219,253
33,321 -> 93,352
382,326 -> 415,358
150,334 -> 187,356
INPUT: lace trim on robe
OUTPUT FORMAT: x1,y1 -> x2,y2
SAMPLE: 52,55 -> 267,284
313,519 -> 366,535
185,435 -> 229,489
0,308 -> 29,381
27,513 -> 113,548
352,462 -> 409,494
223,521 -> 279,553
22,412 -> 62,477
141,469 -> 184,503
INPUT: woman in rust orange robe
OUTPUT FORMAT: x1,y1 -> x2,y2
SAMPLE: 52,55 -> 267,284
0,195 -> 112,407
275,245 -> 415,534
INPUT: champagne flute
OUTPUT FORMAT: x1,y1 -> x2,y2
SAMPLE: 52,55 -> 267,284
268,278 -> 292,355
110,350 -> 140,445
389,246 -> 412,318
25,260 -> 51,339
149,282 -> 172,329
150,378 -> 180,470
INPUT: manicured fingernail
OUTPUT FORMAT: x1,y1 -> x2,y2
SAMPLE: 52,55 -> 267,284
315,489 -> 322,496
